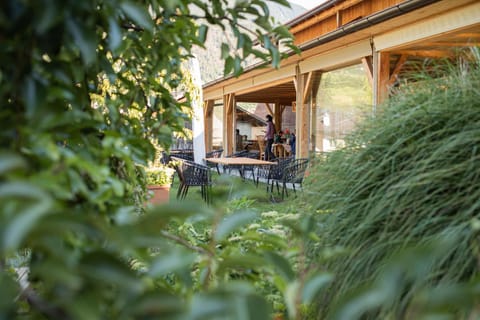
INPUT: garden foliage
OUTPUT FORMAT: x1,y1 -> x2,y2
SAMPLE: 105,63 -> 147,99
0,0 -> 300,318
303,49 -> 480,319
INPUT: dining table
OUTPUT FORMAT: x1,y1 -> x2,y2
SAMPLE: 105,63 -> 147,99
205,157 -> 275,166
204,157 -> 276,180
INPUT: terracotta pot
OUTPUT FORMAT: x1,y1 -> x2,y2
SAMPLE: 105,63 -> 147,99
147,185 -> 170,205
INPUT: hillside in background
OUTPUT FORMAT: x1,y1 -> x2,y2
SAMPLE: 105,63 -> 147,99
192,1 -> 306,84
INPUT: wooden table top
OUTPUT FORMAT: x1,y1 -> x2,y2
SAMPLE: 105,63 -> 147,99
205,157 -> 276,165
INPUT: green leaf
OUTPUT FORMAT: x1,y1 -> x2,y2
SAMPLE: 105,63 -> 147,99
0,273 -> 17,316
264,251 -> 295,282
108,17 -> 122,51
224,56 -> 234,76
24,77 -> 41,117
81,251 -> 144,293
149,250 -> 196,277
130,292 -> 185,317
244,293 -> 272,320
197,24 -> 208,43
302,273 -> 334,304
220,43 -> 230,60
217,253 -> 266,275
190,293 -> 229,319
0,182 -> 52,251
233,56 -> 242,76
32,259 -> 83,291
0,153 -> 25,175
120,2 -> 154,31
66,19 -> 97,65
34,0 -> 61,34
273,25 -> 293,39
285,280 -> 300,320
271,48 -> 281,68
215,210 -> 258,241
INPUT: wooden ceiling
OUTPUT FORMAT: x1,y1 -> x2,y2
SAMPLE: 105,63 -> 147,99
235,81 -> 296,105
389,24 -> 480,83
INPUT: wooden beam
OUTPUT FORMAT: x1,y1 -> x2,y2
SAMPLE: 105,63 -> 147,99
223,93 -> 235,155
414,41 -> 480,47
203,100 -> 214,152
303,72 -> 313,103
394,50 -> 455,59
311,71 -> 322,98
265,103 -> 274,116
388,54 -> 407,86
376,51 -> 390,106
362,56 -> 373,86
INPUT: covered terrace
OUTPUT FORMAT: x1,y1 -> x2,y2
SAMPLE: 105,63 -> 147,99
201,0 -> 480,158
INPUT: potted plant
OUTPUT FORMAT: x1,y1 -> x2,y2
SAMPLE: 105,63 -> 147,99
145,165 -> 175,205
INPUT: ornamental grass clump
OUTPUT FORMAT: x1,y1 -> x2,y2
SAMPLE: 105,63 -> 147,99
305,48 -> 480,318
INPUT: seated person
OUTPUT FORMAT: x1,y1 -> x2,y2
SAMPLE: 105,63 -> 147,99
274,130 -> 284,143
290,131 -> 296,156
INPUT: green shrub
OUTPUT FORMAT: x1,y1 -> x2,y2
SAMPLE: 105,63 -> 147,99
145,166 -> 175,186
0,1 -> 297,319
303,48 -> 480,319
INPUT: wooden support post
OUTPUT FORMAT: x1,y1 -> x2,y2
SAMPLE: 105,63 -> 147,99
274,101 -> 282,132
375,51 -> 390,107
203,100 -> 214,152
310,71 -> 322,153
295,65 -> 309,159
310,94 -> 317,154
265,103 -> 274,117
223,93 -> 235,155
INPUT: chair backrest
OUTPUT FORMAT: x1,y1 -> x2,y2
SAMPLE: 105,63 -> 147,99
282,158 -> 309,184
206,149 -> 223,159
170,156 -> 185,183
269,156 -> 295,180
228,150 -> 248,158
256,135 -> 266,159
181,160 -> 211,186
245,151 -> 259,159
170,149 -> 194,161
160,151 -> 170,165
256,135 -> 265,149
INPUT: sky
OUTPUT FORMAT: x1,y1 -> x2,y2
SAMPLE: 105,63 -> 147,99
289,0 -> 328,10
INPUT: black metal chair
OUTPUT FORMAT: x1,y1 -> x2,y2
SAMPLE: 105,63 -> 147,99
160,151 -> 170,165
255,156 -> 294,193
205,149 -> 223,174
169,149 -> 194,161
280,158 -> 309,199
171,157 -> 212,203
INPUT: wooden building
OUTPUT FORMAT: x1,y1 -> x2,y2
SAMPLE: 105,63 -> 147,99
202,0 -> 480,157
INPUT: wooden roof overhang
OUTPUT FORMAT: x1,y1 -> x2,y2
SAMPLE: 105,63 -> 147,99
203,0 -> 480,105
202,0 -> 480,155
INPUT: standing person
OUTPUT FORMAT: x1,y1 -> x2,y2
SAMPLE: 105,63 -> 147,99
235,129 -> 243,151
264,114 -> 276,160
